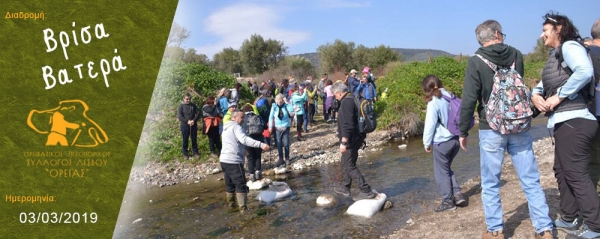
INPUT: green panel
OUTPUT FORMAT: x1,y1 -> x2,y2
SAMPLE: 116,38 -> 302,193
0,1 -> 179,238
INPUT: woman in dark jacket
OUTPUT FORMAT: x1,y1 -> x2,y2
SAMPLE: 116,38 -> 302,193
531,12 -> 600,238
203,96 -> 222,158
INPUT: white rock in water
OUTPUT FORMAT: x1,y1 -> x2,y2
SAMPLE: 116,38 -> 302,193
346,192 -> 387,218
274,167 -> 290,175
398,144 -> 407,150
132,218 -> 143,224
316,194 -> 337,207
247,178 -> 269,190
256,181 -> 292,203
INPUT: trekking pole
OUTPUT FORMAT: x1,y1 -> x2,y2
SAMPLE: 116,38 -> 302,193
188,121 -> 192,159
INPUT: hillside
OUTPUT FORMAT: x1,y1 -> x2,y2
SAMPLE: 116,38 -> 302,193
293,48 -> 455,69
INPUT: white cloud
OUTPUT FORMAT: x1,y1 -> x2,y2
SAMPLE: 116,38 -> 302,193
319,0 -> 371,8
196,3 -> 311,58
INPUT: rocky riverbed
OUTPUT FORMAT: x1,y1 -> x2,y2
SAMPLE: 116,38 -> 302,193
387,137 -> 570,239
126,120 -> 584,238
127,122 -> 398,188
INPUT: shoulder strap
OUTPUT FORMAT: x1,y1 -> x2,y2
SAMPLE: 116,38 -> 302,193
557,41 -> 596,97
475,53 -> 516,71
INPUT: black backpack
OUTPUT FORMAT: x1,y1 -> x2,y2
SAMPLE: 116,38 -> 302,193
350,94 -> 377,134
243,112 -> 264,136
557,42 -> 600,115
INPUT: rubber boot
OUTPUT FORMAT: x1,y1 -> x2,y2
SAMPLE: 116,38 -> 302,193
226,192 -> 236,208
236,193 -> 248,213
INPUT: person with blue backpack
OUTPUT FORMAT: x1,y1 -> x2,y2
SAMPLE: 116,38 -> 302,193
459,20 -> 553,239
421,75 -> 466,213
356,75 -> 377,102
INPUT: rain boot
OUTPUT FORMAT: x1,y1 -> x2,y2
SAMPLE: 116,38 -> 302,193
226,192 -> 236,208
236,193 -> 248,213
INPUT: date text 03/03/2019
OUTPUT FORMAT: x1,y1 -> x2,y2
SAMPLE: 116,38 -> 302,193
19,212 -> 97,224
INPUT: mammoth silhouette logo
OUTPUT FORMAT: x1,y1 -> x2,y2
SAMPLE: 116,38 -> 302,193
27,100 -> 108,147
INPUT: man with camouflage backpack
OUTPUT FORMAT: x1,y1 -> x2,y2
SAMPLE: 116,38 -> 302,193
459,20 -> 553,239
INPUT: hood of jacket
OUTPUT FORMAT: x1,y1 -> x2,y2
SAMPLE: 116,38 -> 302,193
475,43 -> 518,67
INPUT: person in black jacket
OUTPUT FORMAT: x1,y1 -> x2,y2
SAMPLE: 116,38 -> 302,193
459,20 -> 552,239
177,93 -> 201,160
331,82 -> 376,201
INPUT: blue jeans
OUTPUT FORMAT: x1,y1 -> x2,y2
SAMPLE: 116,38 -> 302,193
478,130 -> 552,233
275,127 -> 290,160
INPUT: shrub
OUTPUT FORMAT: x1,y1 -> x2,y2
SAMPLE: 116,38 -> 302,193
375,56 -> 545,136
135,60 -> 245,163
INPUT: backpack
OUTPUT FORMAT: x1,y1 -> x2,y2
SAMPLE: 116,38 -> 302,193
255,97 -> 270,128
557,43 -> 600,116
243,112 -> 264,136
439,93 -> 474,136
359,83 -> 375,100
476,54 -> 533,134
352,95 -> 377,134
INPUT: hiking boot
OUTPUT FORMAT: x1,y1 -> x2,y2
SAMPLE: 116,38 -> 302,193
192,153 -> 200,159
535,230 -> 553,239
275,159 -> 285,168
334,187 -> 351,197
454,193 -> 467,207
255,171 -> 262,180
555,216 -> 581,233
210,153 -> 219,158
248,174 -> 256,182
183,155 -> 189,160
354,191 -> 376,201
567,224 -> 600,239
434,200 -> 456,212
482,230 -> 504,239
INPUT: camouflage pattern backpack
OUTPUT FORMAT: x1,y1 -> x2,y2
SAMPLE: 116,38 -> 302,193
476,54 -> 533,134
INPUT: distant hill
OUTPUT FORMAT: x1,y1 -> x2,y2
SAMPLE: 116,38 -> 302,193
293,48 -> 455,69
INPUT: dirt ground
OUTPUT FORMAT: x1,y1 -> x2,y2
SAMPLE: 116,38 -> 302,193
387,137 -> 569,239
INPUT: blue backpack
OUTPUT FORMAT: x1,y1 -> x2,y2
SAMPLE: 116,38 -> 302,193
440,93 -> 474,136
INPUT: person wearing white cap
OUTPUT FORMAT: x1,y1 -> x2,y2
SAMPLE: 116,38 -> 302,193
348,69 -> 360,95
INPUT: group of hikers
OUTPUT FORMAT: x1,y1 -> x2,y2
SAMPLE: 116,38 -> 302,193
175,11 -> 600,239
421,13 -> 600,239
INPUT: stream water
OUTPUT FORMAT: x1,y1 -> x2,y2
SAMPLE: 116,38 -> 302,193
113,118 -> 552,239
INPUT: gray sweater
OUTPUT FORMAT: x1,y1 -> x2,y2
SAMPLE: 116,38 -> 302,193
219,121 -> 263,164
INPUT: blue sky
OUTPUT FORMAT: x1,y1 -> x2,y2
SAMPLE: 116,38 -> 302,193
173,0 -> 599,58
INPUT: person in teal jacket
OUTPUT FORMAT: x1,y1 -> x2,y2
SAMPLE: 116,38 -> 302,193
268,93 -> 294,167
290,84 -> 307,141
